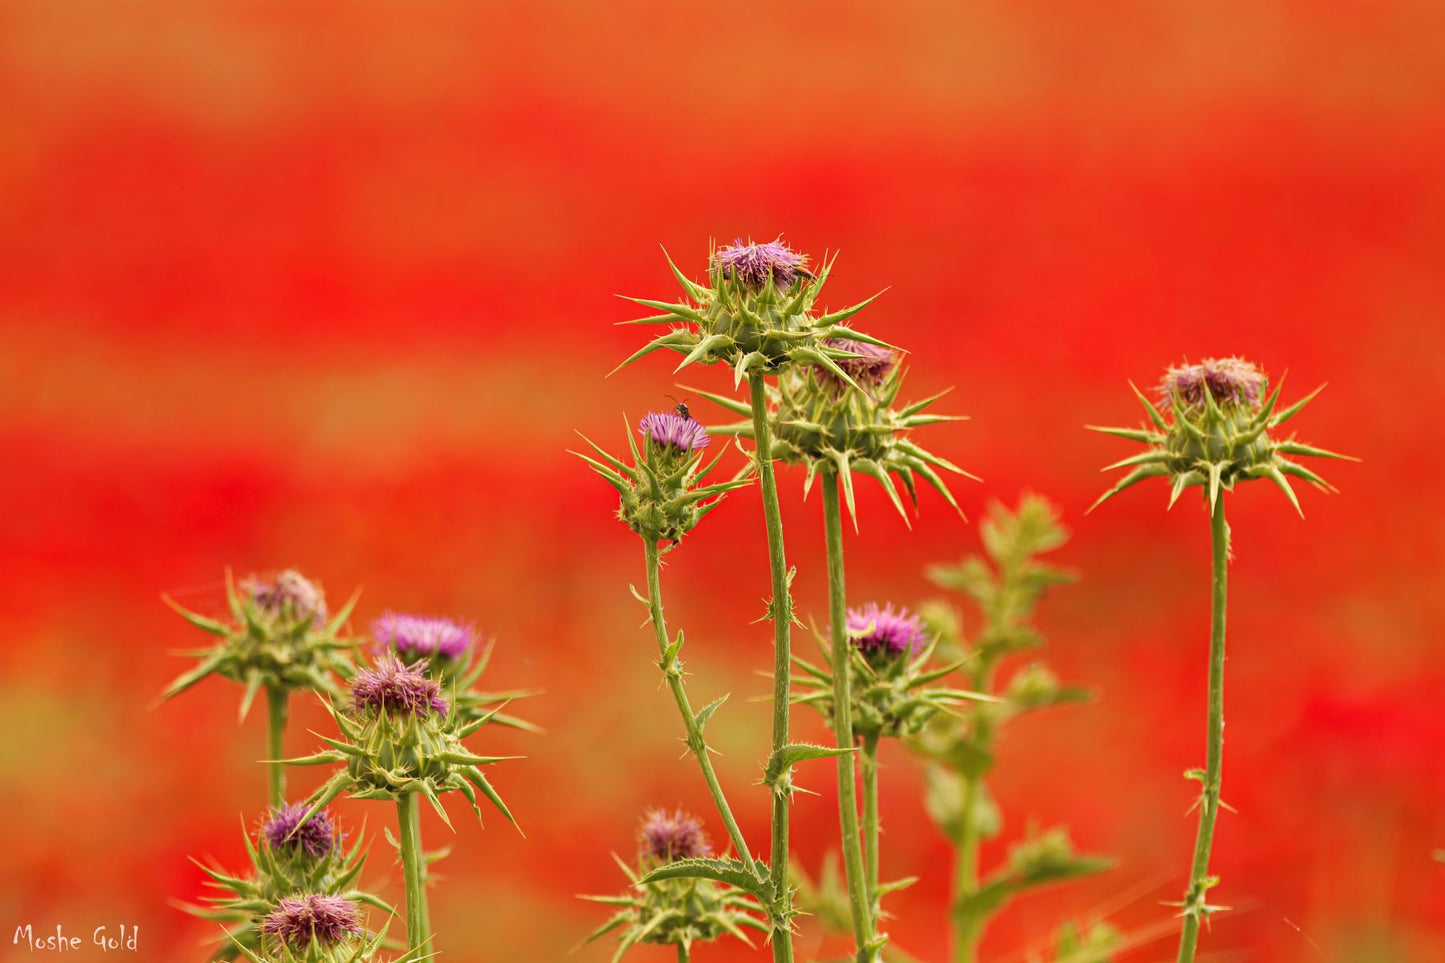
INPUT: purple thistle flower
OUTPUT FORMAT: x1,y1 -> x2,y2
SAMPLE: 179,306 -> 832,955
712,238 -> 810,291
371,612 -> 476,662
1160,357 -> 1266,410
350,655 -> 448,720
639,411 -> 710,456
262,803 -> 338,861
246,569 -> 328,625
260,894 -> 362,950
819,335 -> 897,389
638,808 -> 711,863
846,603 -> 926,658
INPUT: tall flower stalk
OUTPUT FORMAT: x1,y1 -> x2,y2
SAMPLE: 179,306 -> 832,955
1091,357 -> 1353,961
612,239 -> 886,961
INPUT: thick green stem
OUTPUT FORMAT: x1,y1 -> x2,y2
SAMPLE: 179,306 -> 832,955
397,794 -> 431,953
861,734 -> 881,917
677,944 -> 691,963
265,687 -> 288,809
822,476 -> 877,960
643,539 -> 755,873
749,370 -> 795,963
1176,499 -> 1229,963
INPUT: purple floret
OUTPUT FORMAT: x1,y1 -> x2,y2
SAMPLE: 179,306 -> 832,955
262,803 -> 338,861
712,238 -> 810,291
639,411 -> 710,455
372,612 -> 476,662
639,808 -> 712,863
846,603 -> 926,658
1160,357 -> 1266,410
819,335 -> 897,389
246,569 -> 328,625
260,894 -> 361,950
350,655 -> 448,719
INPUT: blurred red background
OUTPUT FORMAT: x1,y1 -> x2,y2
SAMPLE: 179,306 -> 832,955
2,2 -> 1442,961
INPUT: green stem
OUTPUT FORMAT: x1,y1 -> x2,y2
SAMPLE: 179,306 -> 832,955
822,475 -> 877,960
952,658 -> 996,963
265,687 -> 288,809
1176,499 -> 1229,963
749,370 -> 795,963
397,794 -> 431,954
861,734 -> 881,917
643,538 -> 756,873
677,944 -> 691,963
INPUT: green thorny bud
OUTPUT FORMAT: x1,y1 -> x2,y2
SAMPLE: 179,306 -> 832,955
793,608 -> 996,743
580,811 -> 768,962
612,239 -> 896,391
691,339 -> 976,528
280,655 -> 522,841
574,412 -> 753,545
1089,357 -> 1356,515
160,569 -> 359,720
183,806 -> 394,962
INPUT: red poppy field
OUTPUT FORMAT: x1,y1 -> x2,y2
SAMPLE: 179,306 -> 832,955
2,3 -> 1443,961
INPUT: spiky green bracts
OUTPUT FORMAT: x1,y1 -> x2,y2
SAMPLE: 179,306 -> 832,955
613,239 -> 893,390
1089,357 -> 1355,514
574,412 -> 752,545
160,569 -> 358,719
693,338 -> 975,527
282,656 -> 521,836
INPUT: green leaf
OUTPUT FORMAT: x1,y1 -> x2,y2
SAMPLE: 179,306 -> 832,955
637,857 -> 770,900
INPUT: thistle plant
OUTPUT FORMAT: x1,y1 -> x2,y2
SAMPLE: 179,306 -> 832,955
912,496 -> 1112,963
581,809 -> 768,962
610,239 -> 898,962
793,603 -> 994,955
281,651 -> 522,955
1090,358 -> 1353,962
695,333 -> 972,961
184,804 -> 394,962
160,569 -> 359,807
233,894 -> 420,963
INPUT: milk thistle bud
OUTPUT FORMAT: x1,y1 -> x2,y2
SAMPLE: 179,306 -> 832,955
796,603 -> 993,742
574,413 -> 751,545
581,810 -> 767,960
160,568 -> 357,720
371,613 -> 540,734
280,652 -> 520,836
614,240 -> 893,389
184,805 -> 393,962
694,340 -> 976,527
1090,357 -> 1356,514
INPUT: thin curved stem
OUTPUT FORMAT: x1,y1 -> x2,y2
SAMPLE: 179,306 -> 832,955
822,475 -> 878,960
1176,499 -> 1229,962
749,369 -> 795,963
643,538 -> 755,873
397,794 -> 431,954
265,687 -> 288,809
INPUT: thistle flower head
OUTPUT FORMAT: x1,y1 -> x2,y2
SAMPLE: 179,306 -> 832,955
1160,357 -> 1266,410
638,808 -> 711,863
247,569 -> 329,625
260,894 -> 361,950
1090,356 -> 1356,516
638,410 -> 710,456
262,803 -> 339,861
818,335 -> 897,390
847,603 -> 926,658
712,238 -> 809,291
349,655 -> 448,720
371,612 -> 475,663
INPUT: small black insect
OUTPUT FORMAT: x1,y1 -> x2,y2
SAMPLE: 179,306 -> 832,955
666,394 -> 692,420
